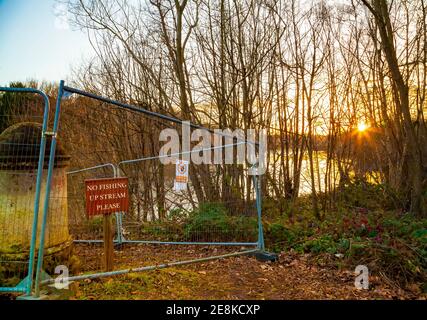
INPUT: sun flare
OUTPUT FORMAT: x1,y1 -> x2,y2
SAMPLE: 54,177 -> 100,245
357,122 -> 369,132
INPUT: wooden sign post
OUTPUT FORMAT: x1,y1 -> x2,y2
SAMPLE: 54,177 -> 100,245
85,177 -> 129,272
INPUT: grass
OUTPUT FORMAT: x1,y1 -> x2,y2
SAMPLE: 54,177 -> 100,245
72,267 -> 210,300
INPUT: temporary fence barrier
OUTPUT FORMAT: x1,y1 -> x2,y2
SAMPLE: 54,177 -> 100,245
2,80 -> 273,298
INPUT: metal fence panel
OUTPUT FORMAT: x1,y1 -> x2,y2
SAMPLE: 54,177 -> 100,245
37,83 -> 263,289
0,87 -> 50,295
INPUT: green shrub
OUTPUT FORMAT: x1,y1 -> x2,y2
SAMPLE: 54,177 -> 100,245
167,208 -> 188,222
140,220 -> 186,241
183,203 -> 257,242
301,235 -> 337,254
264,205 -> 427,286
264,223 -> 296,252
184,203 -> 229,237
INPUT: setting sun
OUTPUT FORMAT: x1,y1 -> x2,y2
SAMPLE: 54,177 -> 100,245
357,122 -> 369,132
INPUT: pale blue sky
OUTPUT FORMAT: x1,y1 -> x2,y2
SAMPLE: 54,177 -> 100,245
0,0 -> 94,86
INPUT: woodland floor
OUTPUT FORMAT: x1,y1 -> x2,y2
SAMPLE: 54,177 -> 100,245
44,244 -> 426,300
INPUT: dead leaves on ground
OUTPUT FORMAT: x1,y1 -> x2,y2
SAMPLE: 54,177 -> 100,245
68,244 -> 425,300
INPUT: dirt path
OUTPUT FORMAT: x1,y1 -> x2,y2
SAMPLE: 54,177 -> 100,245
63,244 -> 424,300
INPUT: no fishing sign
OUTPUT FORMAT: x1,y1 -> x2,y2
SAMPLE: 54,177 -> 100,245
85,177 -> 129,216
174,159 -> 189,191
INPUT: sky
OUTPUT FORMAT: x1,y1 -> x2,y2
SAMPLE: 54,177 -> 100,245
0,0 -> 94,86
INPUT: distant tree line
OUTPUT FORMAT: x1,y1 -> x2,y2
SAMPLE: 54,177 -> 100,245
43,0 -> 427,219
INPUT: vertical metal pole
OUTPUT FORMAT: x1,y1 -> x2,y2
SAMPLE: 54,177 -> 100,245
114,213 -> 122,244
253,174 -> 265,251
25,92 -> 50,296
118,212 -> 124,244
103,213 -> 114,271
33,80 -> 64,297
114,165 -> 124,244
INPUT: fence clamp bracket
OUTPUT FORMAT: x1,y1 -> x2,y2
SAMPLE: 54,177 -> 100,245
43,131 -> 57,138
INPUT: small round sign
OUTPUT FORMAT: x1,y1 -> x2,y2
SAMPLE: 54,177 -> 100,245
178,161 -> 187,174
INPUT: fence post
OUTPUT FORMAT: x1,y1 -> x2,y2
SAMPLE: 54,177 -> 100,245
114,164 -> 125,245
103,214 -> 114,271
25,91 -> 50,296
33,80 -> 64,298
253,173 -> 265,251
